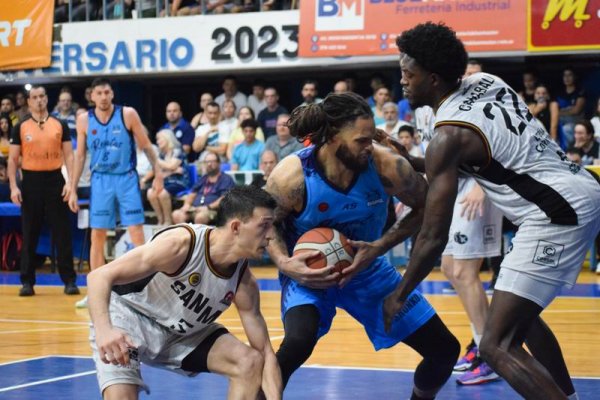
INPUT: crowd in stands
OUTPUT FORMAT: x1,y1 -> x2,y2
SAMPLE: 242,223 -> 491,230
1,65 -> 599,228
54,0 -> 297,22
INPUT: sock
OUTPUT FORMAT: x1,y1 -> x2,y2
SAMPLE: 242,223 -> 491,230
410,391 -> 433,400
470,324 -> 482,348
567,393 -> 579,400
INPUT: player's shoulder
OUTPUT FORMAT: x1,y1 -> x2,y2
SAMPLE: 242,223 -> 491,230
269,152 -> 303,186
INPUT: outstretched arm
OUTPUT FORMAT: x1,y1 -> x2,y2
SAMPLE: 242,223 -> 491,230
235,269 -> 282,400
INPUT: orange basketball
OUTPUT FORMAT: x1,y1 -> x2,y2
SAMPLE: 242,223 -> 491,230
292,227 -> 354,274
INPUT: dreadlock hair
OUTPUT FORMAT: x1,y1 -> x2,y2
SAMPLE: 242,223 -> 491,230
287,92 -> 373,147
396,22 -> 467,85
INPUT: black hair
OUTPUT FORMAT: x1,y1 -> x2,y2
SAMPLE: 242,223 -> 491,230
396,22 -> 467,85
566,146 -> 583,157
302,79 -> 319,90
90,77 -> 112,89
215,185 -> 277,226
27,85 -> 45,98
398,125 -> 415,137
0,113 -> 12,137
253,78 -> 267,88
1,94 -> 15,105
223,75 -> 237,83
467,59 -> 483,68
575,119 -> 594,136
205,101 -> 220,110
239,106 -> 256,119
287,92 -> 372,146
240,118 -> 259,131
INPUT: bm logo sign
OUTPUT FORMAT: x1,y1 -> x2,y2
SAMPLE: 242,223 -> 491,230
315,0 -> 365,31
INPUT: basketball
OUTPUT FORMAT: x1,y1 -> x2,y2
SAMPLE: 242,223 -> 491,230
293,228 -> 354,274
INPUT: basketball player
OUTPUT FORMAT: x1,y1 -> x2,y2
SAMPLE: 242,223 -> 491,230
266,92 -> 460,400
384,22 -> 600,399
68,78 -> 163,308
87,185 -> 282,399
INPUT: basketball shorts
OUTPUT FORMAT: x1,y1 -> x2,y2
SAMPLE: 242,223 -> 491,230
280,256 -> 436,350
442,177 -> 503,259
495,210 -> 600,308
90,171 -> 144,229
90,296 -> 226,394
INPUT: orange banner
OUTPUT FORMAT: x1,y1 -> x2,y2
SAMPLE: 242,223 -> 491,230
0,0 -> 54,71
299,0 -> 527,57
528,0 -> 600,51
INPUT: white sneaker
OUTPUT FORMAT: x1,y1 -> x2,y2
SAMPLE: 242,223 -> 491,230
75,296 -> 88,309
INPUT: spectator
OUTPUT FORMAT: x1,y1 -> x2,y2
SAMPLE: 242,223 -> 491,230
371,86 -> 391,126
227,107 -> 265,160
161,0 -> 201,16
247,79 -> 267,116
193,102 -> 228,160
147,129 -> 189,225
84,86 -> 95,108
205,0 -> 234,14
565,146 -> 583,165
251,150 -> 278,189
215,75 -> 247,112
464,59 -> 483,77
397,125 -> 423,157
265,114 -> 302,161
161,101 -> 196,161
14,90 -> 29,121
376,102 -> 409,137
171,151 -> 235,224
299,80 -> 322,106
190,92 -> 214,129
365,73 -> 385,106
573,119 -> 599,166
531,84 -> 560,144
343,72 -> 358,93
397,97 -> 414,124
333,80 -> 348,94
105,0 -> 134,19
0,113 -> 12,158
219,99 -> 238,140
232,0 -> 258,12
519,69 -> 539,107
556,67 -> 586,145
51,91 -> 77,146
590,97 -> 600,140
1,95 -> 18,126
136,141 -> 159,207
8,85 -> 79,297
0,158 -> 9,202
257,87 -> 288,139
231,119 -> 264,171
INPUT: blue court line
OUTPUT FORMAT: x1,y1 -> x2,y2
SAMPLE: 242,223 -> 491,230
2,272 -> 600,298
0,356 -> 597,400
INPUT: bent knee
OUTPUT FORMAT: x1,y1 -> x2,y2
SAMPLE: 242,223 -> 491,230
236,348 -> 264,378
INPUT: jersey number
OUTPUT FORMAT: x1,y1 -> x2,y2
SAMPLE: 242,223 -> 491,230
483,87 -> 533,136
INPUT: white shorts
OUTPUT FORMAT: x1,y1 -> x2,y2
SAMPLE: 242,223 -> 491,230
443,177 -> 503,259
495,212 -> 600,308
90,297 -> 225,395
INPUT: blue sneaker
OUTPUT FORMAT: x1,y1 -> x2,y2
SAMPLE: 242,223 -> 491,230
454,340 -> 477,371
456,357 -> 500,385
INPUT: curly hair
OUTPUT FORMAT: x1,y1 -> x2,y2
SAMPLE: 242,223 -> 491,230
396,22 -> 467,85
287,92 -> 372,147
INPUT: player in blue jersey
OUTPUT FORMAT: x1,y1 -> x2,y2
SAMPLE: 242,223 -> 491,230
68,77 -> 163,308
266,92 -> 459,400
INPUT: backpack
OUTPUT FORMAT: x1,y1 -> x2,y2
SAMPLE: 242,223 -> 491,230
1,232 -> 22,271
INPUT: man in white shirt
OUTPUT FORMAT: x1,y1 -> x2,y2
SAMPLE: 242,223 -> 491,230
376,102 -> 410,137
215,75 -> 247,112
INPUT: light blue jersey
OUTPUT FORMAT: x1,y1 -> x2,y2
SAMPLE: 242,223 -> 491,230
87,106 -> 136,174
281,146 -> 435,349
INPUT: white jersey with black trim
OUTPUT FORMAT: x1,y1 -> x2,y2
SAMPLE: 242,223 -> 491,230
434,72 -> 600,227
114,224 -> 247,336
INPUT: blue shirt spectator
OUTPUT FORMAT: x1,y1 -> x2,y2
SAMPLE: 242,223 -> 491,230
161,101 -> 196,161
232,119 -> 264,171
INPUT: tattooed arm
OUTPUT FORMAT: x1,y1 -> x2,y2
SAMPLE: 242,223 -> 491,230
265,155 -> 339,289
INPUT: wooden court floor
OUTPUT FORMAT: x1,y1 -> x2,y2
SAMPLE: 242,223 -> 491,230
1,266 -> 599,379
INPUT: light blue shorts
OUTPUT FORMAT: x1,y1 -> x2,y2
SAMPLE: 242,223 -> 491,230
280,256 -> 436,350
90,171 -> 144,229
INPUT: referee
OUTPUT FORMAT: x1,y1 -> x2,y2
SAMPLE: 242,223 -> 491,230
8,85 -> 79,297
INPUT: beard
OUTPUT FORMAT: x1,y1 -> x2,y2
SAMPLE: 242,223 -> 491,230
335,143 -> 369,172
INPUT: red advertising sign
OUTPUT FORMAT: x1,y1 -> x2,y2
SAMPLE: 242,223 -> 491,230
299,0 -> 527,57
528,0 -> 600,51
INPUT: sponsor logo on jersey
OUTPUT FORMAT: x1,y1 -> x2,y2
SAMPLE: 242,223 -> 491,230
342,202 -> 357,210
532,240 -> 564,268
188,272 -> 201,287
483,225 -> 496,245
318,202 -> 329,212
454,232 -> 468,245
220,291 -> 234,306
25,134 -> 32,142
366,190 -> 384,207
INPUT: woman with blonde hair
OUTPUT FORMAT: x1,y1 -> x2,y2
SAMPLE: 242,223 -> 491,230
147,129 -> 190,225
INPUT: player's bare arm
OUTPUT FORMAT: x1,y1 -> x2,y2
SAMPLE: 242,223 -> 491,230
339,144 -> 427,287
7,143 -> 22,205
62,140 -> 75,201
265,156 -> 339,288
68,112 -> 89,212
125,106 -> 164,193
235,269 -> 283,400
383,125 -> 487,331
88,227 -> 193,366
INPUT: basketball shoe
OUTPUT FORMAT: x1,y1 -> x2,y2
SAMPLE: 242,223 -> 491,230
456,357 -> 500,385
454,339 -> 477,371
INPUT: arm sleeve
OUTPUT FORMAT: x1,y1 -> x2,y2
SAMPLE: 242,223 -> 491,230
10,122 -> 22,145
60,119 -> 71,142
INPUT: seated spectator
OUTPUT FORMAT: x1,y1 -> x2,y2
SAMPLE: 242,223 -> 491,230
219,99 -> 238,140
365,74 -> 385,107
257,87 -> 288,139
556,67 -> 586,145
565,146 -> 583,165
333,80 -> 349,94
227,107 -> 265,160
0,157 -> 9,202
397,125 -> 423,157
215,75 -> 247,111
531,84 -> 560,144
591,97 -> 600,140
51,91 -> 77,146
376,102 -> 409,137
231,119 -> 264,171
147,130 -> 190,225
247,79 -> 267,116
299,80 -> 323,106
171,151 -> 235,225
106,0 -> 134,19
251,150 -> 277,189
205,0 -> 234,14
519,69 -> 539,108
232,0 -> 258,12
14,90 -> 29,121
0,114 -> 12,158
265,114 -> 303,161
161,101 -> 196,161
191,92 -> 214,129
161,0 -> 201,16
0,95 -> 18,126
371,86 -> 391,126
573,120 -> 599,166
193,102 -> 229,160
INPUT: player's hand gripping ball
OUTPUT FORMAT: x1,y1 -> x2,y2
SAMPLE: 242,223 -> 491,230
293,228 -> 354,274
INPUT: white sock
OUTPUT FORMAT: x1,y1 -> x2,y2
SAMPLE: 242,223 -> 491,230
470,323 -> 482,348
567,393 -> 579,400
